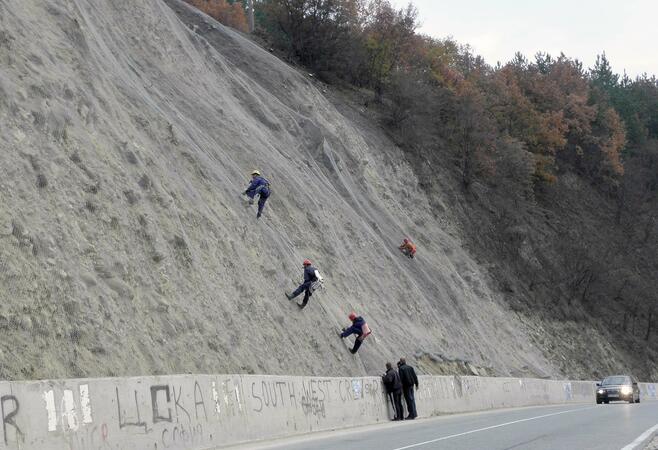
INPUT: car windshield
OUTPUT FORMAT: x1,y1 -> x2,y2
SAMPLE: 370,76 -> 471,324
602,376 -> 629,386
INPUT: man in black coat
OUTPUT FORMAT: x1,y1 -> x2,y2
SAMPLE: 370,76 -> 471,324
382,362 -> 404,421
398,358 -> 419,419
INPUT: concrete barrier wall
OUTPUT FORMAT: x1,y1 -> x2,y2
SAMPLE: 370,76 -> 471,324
416,376 -> 595,416
0,374 -> 654,449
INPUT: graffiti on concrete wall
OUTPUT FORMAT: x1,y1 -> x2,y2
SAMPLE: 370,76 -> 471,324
250,379 -> 297,412
1,395 -> 23,446
0,374 -> 602,449
0,375 -> 382,449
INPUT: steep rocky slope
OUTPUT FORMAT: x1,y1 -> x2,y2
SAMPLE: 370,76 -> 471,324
0,0 -> 556,380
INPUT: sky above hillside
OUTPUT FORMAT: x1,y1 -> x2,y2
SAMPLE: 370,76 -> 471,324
391,0 -> 657,77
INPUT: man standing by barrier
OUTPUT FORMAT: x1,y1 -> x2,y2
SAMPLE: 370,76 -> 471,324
398,358 -> 419,419
382,362 -> 404,420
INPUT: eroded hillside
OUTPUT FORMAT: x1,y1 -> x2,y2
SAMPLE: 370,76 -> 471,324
1,0 -> 565,379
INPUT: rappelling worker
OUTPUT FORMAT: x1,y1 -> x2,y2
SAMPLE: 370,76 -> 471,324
285,259 -> 323,309
339,312 -> 371,354
243,170 -> 270,219
399,238 -> 416,258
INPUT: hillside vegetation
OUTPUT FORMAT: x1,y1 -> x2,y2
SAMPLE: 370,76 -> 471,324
243,0 -> 658,379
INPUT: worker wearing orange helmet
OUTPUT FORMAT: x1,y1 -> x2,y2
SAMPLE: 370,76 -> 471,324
285,259 -> 323,309
340,312 -> 371,354
399,238 -> 416,258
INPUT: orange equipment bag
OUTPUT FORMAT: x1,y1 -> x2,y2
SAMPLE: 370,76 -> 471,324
358,323 -> 372,341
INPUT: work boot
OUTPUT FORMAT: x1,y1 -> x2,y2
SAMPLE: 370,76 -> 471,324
297,303 -> 305,309
285,292 -> 293,300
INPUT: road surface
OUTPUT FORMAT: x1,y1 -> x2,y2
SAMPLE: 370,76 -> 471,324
232,401 -> 658,450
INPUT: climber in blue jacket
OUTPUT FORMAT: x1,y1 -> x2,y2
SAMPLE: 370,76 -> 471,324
286,259 -> 323,309
340,312 -> 371,354
243,170 -> 270,219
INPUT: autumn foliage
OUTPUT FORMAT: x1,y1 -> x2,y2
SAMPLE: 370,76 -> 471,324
185,0 -> 248,32
252,1 -> 653,191
187,0 -> 656,201
182,0 -> 658,350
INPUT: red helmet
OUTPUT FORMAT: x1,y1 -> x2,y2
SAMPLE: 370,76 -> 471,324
303,259 -> 312,266
348,312 -> 357,321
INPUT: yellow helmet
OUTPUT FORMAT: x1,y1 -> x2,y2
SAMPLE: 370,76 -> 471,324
251,170 -> 261,176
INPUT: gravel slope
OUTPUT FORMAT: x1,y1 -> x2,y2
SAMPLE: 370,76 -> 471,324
0,0 -> 554,379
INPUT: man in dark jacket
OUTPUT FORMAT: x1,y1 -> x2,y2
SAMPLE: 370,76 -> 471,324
382,362 -> 404,420
339,312 -> 370,354
398,358 -> 419,419
243,170 -> 270,219
285,259 -> 322,309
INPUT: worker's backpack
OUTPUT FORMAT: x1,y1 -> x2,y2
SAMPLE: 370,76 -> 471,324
358,323 -> 372,341
310,279 -> 324,293
310,270 -> 324,293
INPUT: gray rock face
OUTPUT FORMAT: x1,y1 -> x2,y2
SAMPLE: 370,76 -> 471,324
0,0 -> 555,379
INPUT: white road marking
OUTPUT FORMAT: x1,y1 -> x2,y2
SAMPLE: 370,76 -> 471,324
392,406 -> 597,450
620,423 -> 658,450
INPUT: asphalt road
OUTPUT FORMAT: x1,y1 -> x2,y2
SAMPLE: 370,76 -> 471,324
235,401 -> 658,450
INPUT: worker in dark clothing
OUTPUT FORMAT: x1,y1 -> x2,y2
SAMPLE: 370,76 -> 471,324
398,358 -> 419,419
382,362 -> 404,421
243,170 -> 270,219
339,312 -> 371,354
285,259 -> 323,309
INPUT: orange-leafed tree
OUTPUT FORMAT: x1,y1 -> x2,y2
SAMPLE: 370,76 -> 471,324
487,64 -> 566,183
186,0 -> 249,32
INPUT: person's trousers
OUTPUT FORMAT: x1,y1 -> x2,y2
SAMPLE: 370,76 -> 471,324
390,390 -> 404,420
247,187 -> 269,217
403,385 -> 417,418
290,281 -> 312,307
350,337 -> 363,354
256,193 -> 269,217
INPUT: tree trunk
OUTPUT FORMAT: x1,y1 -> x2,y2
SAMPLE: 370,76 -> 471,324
646,309 -> 654,341
580,271 -> 595,304
462,145 -> 472,189
615,185 -> 625,225
247,0 -> 255,33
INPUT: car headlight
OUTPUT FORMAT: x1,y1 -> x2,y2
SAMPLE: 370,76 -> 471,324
597,389 -> 605,394
621,386 -> 633,395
